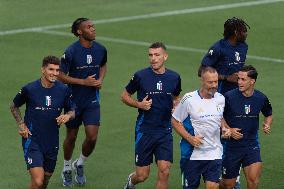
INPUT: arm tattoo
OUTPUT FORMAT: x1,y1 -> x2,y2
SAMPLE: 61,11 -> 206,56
10,102 -> 24,126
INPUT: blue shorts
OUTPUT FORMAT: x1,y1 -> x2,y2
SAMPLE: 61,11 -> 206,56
135,132 -> 173,166
66,103 -> 100,128
222,146 -> 261,179
24,143 -> 58,173
181,159 -> 222,189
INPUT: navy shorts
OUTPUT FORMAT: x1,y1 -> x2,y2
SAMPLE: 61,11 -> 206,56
66,103 -> 100,128
24,143 -> 58,173
181,159 -> 222,189
135,132 -> 173,166
222,146 -> 261,179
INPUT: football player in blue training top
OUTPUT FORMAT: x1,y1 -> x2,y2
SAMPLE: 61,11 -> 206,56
58,17 -> 107,187
199,17 -> 250,189
10,56 -> 75,189
220,65 -> 273,189
200,17 -> 250,95
122,42 -> 181,189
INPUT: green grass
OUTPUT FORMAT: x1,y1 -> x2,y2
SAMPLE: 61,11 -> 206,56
1,0 -> 284,188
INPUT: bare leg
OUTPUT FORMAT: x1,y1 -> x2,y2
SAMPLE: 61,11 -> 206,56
243,162 -> 262,189
28,167 -> 45,189
156,160 -> 171,189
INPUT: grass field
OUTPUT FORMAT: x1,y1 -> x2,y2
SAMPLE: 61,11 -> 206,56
1,0 -> 284,188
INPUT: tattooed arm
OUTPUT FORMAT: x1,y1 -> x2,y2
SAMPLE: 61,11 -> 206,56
10,102 -> 31,138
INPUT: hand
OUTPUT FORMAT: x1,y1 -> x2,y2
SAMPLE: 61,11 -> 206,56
83,75 -> 102,88
263,123 -> 271,134
221,127 -> 231,139
56,114 -> 71,125
230,128 -> 243,140
188,135 -> 203,148
138,95 -> 152,110
18,123 -> 32,138
226,73 -> 238,83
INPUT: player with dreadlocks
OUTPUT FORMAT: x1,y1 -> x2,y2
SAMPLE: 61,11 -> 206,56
199,17 -> 250,95
58,17 -> 107,187
195,17 -> 249,189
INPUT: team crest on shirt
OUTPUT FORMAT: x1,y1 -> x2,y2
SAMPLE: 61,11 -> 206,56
156,81 -> 163,90
45,96 -> 52,106
87,55 -> 92,64
197,107 -> 204,113
235,51 -> 240,62
216,104 -> 222,112
208,49 -> 214,55
244,104 -> 251,114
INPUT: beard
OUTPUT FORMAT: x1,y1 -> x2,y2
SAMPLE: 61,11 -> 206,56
208,88 -> 217,96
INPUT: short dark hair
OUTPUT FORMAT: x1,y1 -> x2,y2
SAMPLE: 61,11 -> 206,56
240,65 -> 258,80
42,55 -> 60,67
71,17 -> 89,37
223,17 -> 250,39
149,42 -> 167,51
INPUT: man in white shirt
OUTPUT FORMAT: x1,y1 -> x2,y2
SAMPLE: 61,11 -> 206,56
172,66 -> 229,189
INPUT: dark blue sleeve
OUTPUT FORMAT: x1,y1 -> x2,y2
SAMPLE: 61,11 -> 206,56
100,48 -> 107,67
223,93 -> 230,121
125,73 -> 140,95
201,45 -> 221,67
64,88 -> 76,113
261,96 -> 272,117
13,86 -> 28,107
60,50 -> 72,74
173,76 -> 182,97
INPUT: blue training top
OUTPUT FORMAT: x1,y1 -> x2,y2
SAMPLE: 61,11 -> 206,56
125,67 -> 181,134
224,89 -> 272,148
13,80 -> 75,152
201,39 -> 248,94
60,40 -> 107,108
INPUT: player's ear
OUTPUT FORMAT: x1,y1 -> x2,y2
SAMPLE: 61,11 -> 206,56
164,52 -> 168,61
77,29 -> 82,35
41,67 -> 45,74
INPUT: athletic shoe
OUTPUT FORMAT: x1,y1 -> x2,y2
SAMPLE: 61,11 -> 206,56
72,159 -> 86,185
123,173 -> 135,189
61,170 -> 72,187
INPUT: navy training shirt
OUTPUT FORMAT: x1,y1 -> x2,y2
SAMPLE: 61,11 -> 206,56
125,67 -> 181,134
13,80 -> 75,152
201,39 -> 248,94
60,40 -> 107,108
224,89 -> 272,148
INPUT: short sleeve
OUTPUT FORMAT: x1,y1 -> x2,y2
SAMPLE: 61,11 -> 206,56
261,96 -> 272,117
60,50 -> 72,74
13,86 -> 28,107
64,88 -> 76,113
201,46 -> 221,67
100,48 -> 107,67
173,76 -> 182,97
172,95 -> 190,123
125,73 -> 140,95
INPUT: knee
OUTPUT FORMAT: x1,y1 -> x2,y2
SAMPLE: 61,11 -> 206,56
86,135 -> 98,144
65,134 -> 77,144
32,177 -> 44,188
158,166 -> 170,178
247,177 -> 260,187
136,172 -> 149,182
221,181 -> 235,189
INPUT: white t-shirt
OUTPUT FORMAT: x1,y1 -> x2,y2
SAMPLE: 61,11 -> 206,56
172,90 -> 225,160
